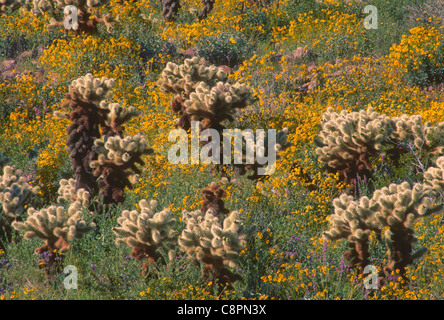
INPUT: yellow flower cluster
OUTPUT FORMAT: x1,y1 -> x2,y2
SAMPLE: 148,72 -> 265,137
388,26 -> 443,74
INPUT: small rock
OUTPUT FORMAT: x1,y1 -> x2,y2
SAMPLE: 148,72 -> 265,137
1,69 -> 18,80
285,47 -> 318,64
267,53 -> 283,62
18,51 -> 32,60
181,48 -> 197,58
330,70 -> 343,77
307,63 -> 317,73
0,60 -> 16,72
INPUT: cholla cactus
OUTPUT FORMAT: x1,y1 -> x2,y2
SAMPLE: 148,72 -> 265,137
57,74 -> 153,212
90,134 -> 154,206
375,182 -> 442,280
236,127 -> 291,179
324,194 -> 381,270
0,0 -> 30,15
184,81 -> 255,130
159,58 -> 294,181
55,73 -> 115,195
32,0 -> 117,35
11,201 -> 95,276
423,156 -> 444,193
0,165 -> 39,248
158,57 -> 244,131
178,209 -> 248,287
158,57 -> 228,98
315,107 -> 444,187
200,182 -> 229,216
197,0 -> 214,20
57,178 -> 90,206
113,199 -> 176,271
324,180 -> 443,281
161,0 -> 180,22
0,165 -> 40,218
391,113 -> 444,157
315,107 -> 392,185
12,201 -> 95,247
99,102 -> 141,136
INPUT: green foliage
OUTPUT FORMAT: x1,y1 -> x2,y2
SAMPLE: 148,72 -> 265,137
282,0 -> 323,20
241,9 -> 271,42
195,32 -> 255,68
405,49 -> 444,87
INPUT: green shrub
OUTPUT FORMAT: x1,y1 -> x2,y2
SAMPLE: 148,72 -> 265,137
406,50 -> 444,87
195,32 -> 255,68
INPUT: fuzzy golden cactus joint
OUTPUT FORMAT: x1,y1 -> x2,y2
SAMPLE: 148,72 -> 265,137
90,134 -> 154,206
99,102 -> 141,136
178,208 -> 249,287
57,178 -> 90,206
113,199 -> 176,271
324,178 -> 443,281
12,201 -> 95,277
423,155 -> 444,193
0,165 -> 40,218
0,164 -> 40,248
